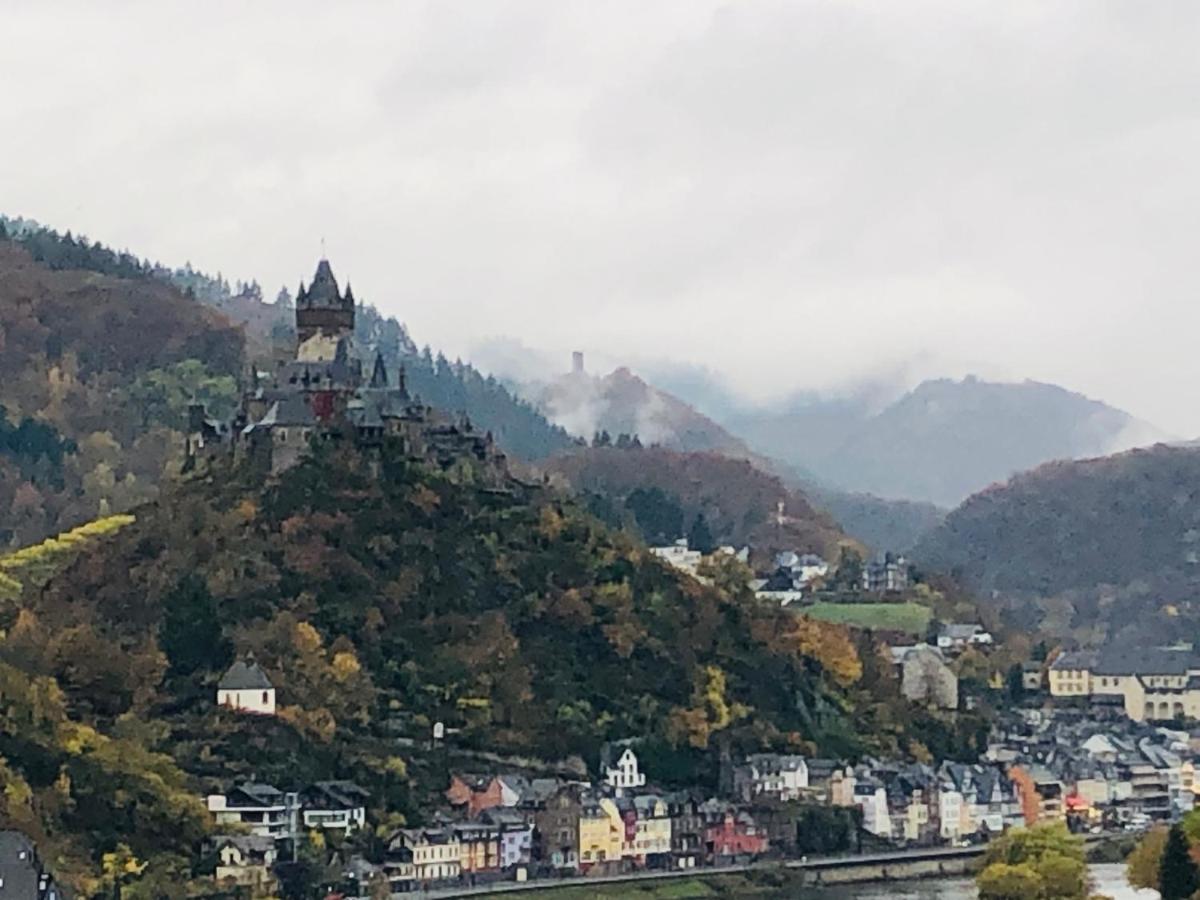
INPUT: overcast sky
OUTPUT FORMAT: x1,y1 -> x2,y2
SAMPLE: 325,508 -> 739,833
5,1 -> 1200,433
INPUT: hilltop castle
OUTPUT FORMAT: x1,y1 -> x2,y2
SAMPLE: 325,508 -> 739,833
186,259 -> 506,476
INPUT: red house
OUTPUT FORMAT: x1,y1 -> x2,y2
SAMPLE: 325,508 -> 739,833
704,808 -> 767,857
446,775 -> 503,818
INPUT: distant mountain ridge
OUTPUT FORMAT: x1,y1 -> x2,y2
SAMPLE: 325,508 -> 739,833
689,375 -> 1168,508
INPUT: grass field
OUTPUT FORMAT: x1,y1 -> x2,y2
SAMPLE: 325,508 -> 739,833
800,601 -> 932,635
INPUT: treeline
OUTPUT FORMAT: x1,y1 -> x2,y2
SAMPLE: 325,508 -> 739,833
0,214 -> 259,304
542,446 -> 851,563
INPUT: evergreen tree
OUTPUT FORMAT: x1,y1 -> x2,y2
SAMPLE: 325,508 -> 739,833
159,573 -> 232,677
688,513 -> 715,554
834,546 -> 865,591
1159,823 -> 1199,900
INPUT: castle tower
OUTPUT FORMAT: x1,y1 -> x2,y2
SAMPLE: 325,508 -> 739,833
295,259 -> 355,345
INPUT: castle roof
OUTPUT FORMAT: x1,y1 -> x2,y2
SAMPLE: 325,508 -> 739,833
298,259 -> 349,309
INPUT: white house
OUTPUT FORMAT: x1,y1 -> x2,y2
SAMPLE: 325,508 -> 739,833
604,745 -> 647,791
938,787 -> 964,841
733,754 -> 810,803
217,658 -> 276,715
300,781 -> 370,833
207,783 -> 299,839
854,782 -> 892,839
650,540 -> 702,576
937,624 -> 994,652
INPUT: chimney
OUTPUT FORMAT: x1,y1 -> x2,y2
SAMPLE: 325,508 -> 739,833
572,351 -> 585,375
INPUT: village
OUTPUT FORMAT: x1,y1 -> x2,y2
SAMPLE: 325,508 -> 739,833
183,555 -> 1200,899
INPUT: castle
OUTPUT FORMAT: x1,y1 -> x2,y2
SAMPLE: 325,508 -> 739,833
186,259 -> 506,477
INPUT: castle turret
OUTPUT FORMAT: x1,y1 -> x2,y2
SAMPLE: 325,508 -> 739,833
295,259 -> 355,344
370,351 -> 389,389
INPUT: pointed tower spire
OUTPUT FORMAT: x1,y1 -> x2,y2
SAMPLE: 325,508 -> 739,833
344,281 -> 356,310
397,364 -> 410,401
370,350 -> 389,388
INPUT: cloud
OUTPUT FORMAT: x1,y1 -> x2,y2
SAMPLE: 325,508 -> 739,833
3,1 -> 1200,433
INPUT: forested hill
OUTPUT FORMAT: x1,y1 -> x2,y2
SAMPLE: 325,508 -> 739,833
0,237 -> 244,545
540,445 -> 852,563
0,215 -> 576,464
913,444 -> 1200,643
0,441 -> 974,893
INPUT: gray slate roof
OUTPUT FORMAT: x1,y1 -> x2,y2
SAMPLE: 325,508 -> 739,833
218,660 -> 274,691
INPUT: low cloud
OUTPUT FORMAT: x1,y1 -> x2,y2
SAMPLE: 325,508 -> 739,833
3,2 -> 1198,434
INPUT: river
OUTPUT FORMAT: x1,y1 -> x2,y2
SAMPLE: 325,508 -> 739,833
804,864 -> 1158,899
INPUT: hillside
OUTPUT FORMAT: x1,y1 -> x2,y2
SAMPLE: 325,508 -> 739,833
0,238 -> 244,544
802,485 -> 946,555
913,443 -> 1200,643
0,441 -> 964,893
721,377 -> 1165,508
536,362 -> 755,458
540,446 -> 851,563
0,217 -> 574,547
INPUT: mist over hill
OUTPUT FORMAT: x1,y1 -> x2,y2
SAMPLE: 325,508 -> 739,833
658,370 -> 1168,508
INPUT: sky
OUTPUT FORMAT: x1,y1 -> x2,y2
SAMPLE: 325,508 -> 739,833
5,1 -> 1200,434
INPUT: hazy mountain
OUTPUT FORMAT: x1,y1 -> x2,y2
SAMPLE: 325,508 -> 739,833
536,359 -> 756,458
677,376 -> 1167,508
913,443 -> 1200,644
813,377 -> 1167,507
801,485 -> 946,555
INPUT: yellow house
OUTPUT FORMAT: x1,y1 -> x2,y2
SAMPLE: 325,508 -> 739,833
578,797 -> 623,866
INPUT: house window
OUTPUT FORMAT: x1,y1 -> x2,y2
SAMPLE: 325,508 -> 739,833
262,691 -> 269,704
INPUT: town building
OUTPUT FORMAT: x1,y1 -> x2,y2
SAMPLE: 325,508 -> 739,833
862,553 -> 909,592
300,781 -> 370,832
453,822 -> 501,875
213,835 -> 278,890
0,832 -> 62,900
774,551 -> 829,587
699,801 -> 767,858
650,539 -> 702,576
478,807 -> 534,870
629,795 -> 672,864
207,783 -> 299,839
753,568 -> 806,605
732,754 -> 810,803
216,658 -> 276,715
664,793 -> 705,869
603,744 -> 647,792
385,828 -> 462,884
1049,645 -> 1200,722
578,795 -> 623,868
533,784 -> 583,871
1021,661 -> 1045,692
936,623 -> 994,652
